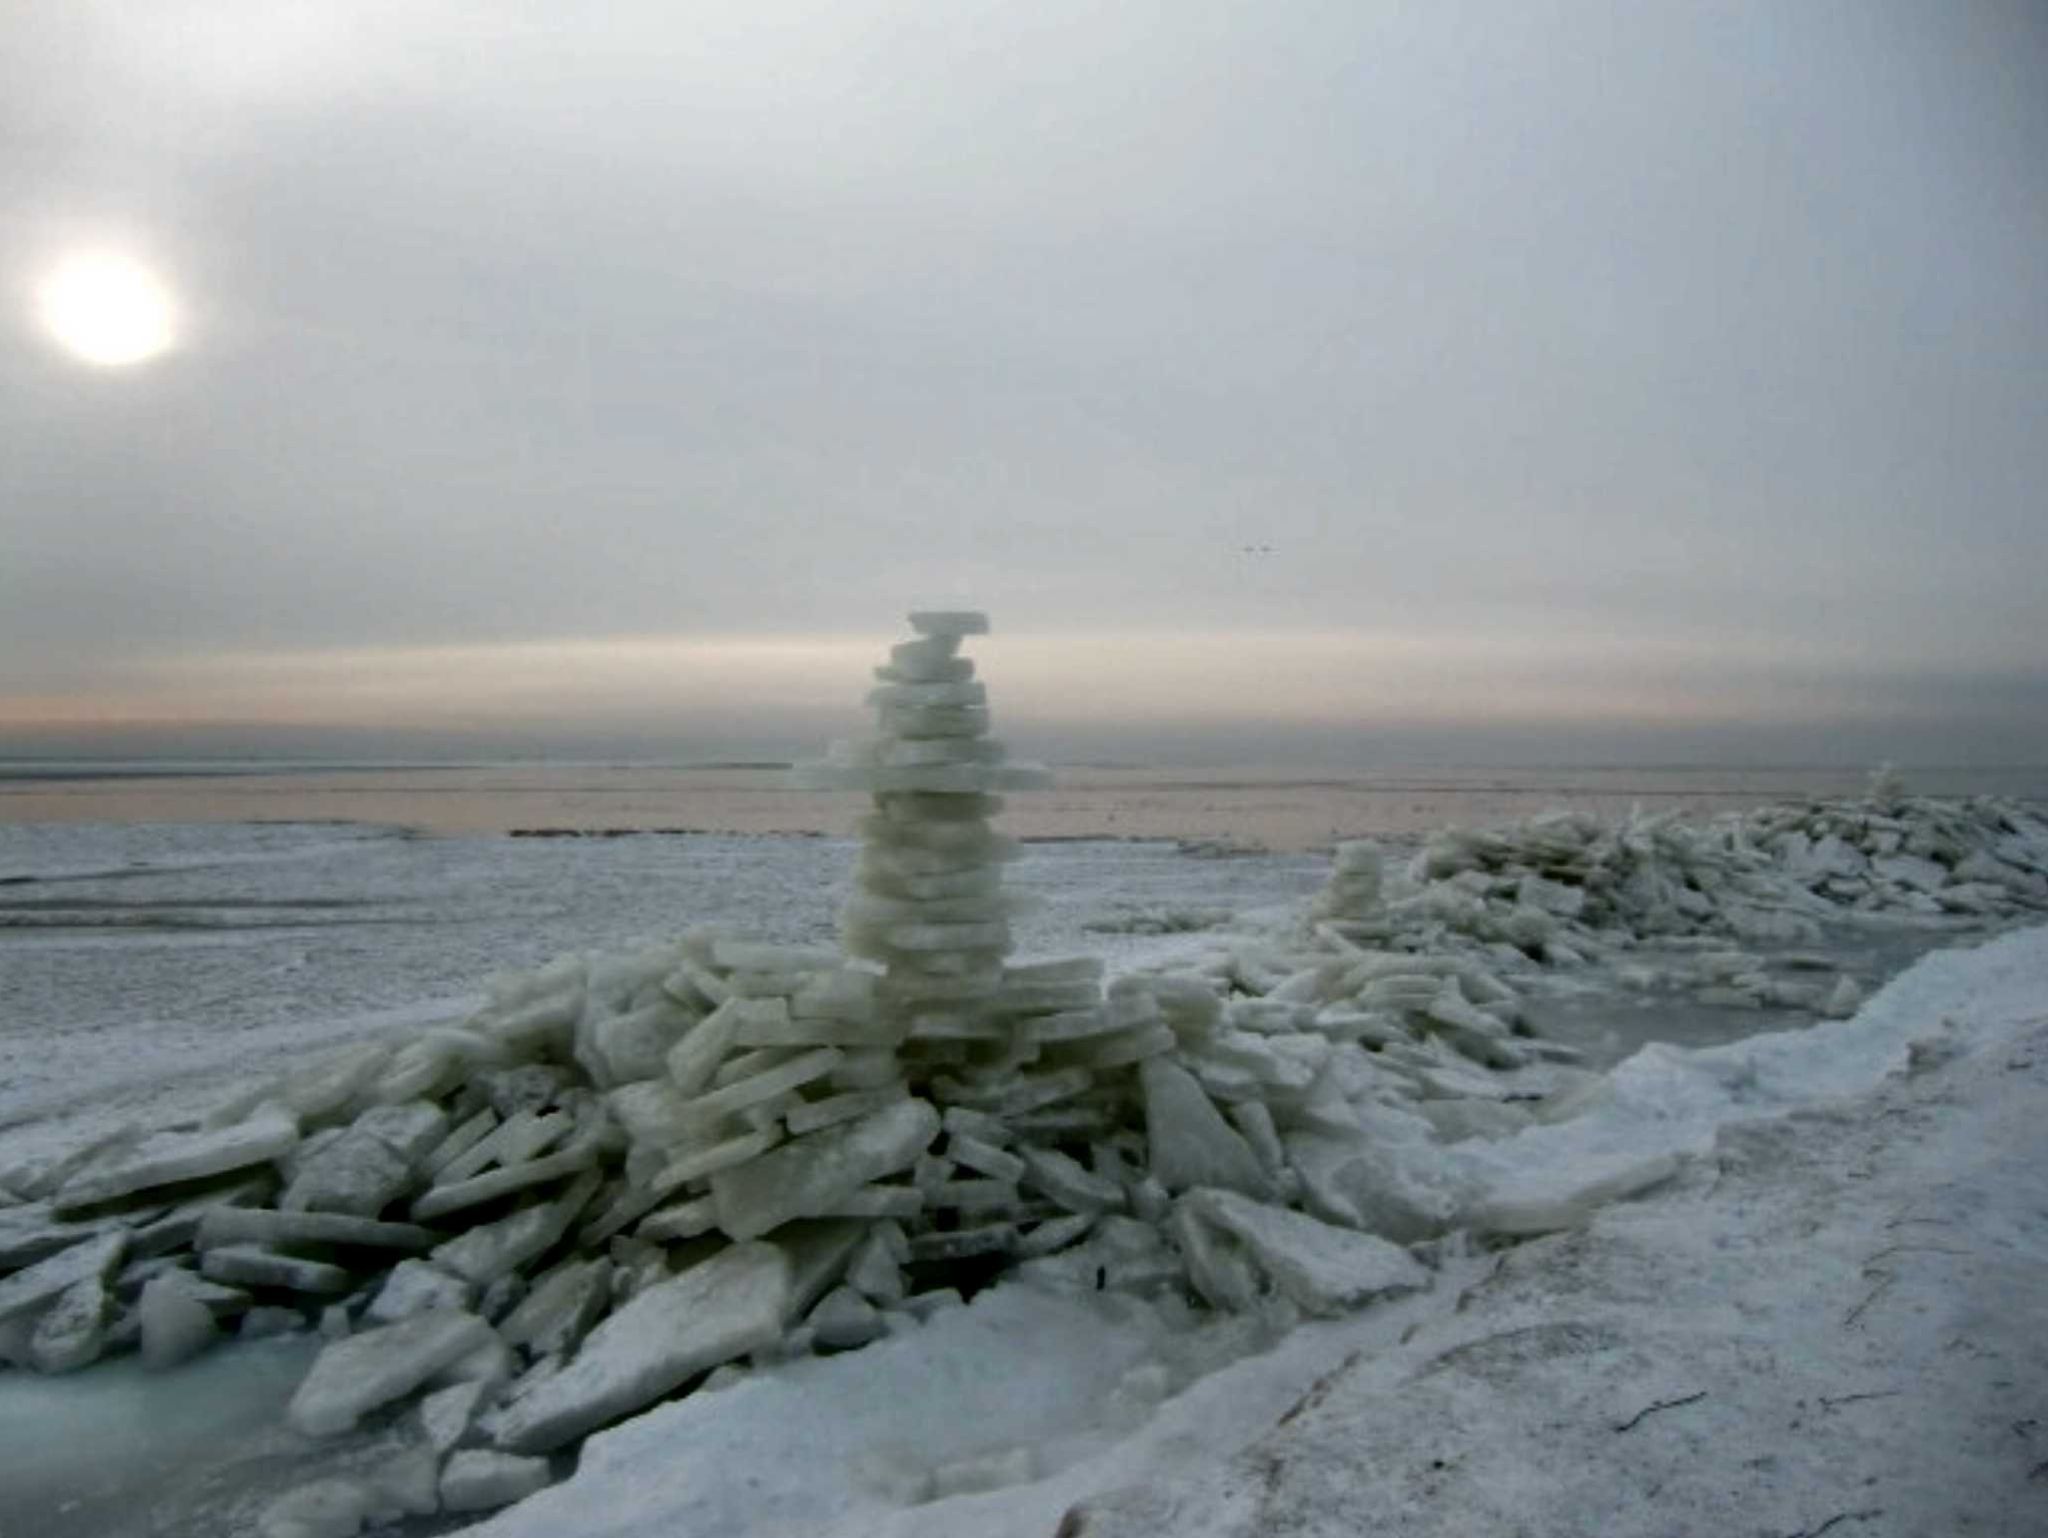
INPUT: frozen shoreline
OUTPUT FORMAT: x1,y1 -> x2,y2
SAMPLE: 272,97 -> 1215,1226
1,791 -> 2043,1538
471,921 -> 2048,1538
4,920 -> 2039,1538
9,760 -> 2039,847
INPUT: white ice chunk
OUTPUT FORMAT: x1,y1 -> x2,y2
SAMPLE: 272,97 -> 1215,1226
0,1230 -> 125,1325
351,1101 -> 451,1165
580,999 -> 696,1089
138,1273 -> 219,1368
419,1379 -> 492,1455
423,1108 -> 498,1177
29,1273 -> 111,1372
200,1245 -> 353,1295
676,1048 -> 844,1135
637,1195 -> 718,1242
1464,1151 -> 1683,1236
665,1002 -> 748,1099
288,1307 -> 497,1436
1139,1059 -> 1272,1198
490,1241 -> 791,1453
411,1135 -> 602,1222
785,1084 -> 910,1136
257,1478 -> 374,1538
433,1109 -> 572,1188
808,1285 -> 885,1349
366,1258 -> 477,1323
431,1170 -> 602,1285
280,1128 -> 414,1217
52,1108 -> 299,1214
709,1098 -> 941,1241
907,609 -> 989,636
1179,1187 -> 1429,1314
711,940 -> 841,972
441,1450 -> 552,1512
1016,1145 -> 1127,1215
197,1207 -> 436,1254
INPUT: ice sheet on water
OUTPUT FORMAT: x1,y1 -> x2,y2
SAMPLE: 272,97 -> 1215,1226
0,1332 -> 322,1538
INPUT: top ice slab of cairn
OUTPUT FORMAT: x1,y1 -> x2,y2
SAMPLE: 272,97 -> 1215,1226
907,611 -> 989,637
789,614 -> 1050,793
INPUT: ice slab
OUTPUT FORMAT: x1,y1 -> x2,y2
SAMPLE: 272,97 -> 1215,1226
29,1274 -> 111,1372
442,1449 -> 552,1512
677,1047 -> 843,1133
490,1241 -> 791,1453
471,1281 -> 1172,1538
435,1110 -> 572,1187
1284,1127 -> 1463,1244
197,1207 -> 437,1253
1464,1150 -> 1683,1236
1139,1059 -> 1272,1199
353,1101 -> 452,1165
431,1170 -> 601,1285
0,1205 -> 125,1271
419,1378 -> 492,1454
580,1000 -> 696,1089
1180,1187 -> 1429,1315
424,1108 -> 499,1177
412,1135 -> 603,1222
200,1245 -> 355,1296
367,1258 -> 477,1323
138,1273 -> 220,1369
257,1476 -> 375,1538
52,1108 -> 299,1214
637,1196 -> 718,1242
280,1127 -> 414,1217
1017,1145 -> 1127,1215
710,1098 -> 941,1241
907,609 -> 989,636
0,1230 -> 126,1324
665,1002 -> 748,1099
288,1307 -> 497,1436
500,1256 -> 612,1357
807,1285 -> 885,1349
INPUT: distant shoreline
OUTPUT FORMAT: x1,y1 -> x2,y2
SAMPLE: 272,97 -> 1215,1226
0,759 -> 798,783
1,760 -> 2041,851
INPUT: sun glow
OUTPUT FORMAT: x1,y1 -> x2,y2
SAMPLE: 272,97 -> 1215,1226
36,251 -> 178,366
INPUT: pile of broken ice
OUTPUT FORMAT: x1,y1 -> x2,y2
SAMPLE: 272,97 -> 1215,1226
1301,769 -> 2048,1020
4,613 -> 2047,1536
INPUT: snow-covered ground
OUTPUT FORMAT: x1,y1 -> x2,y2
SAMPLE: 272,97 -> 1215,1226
469,923 -> 2048,1538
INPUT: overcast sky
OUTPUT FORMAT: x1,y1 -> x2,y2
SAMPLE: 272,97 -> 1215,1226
4,1 -> 2045,764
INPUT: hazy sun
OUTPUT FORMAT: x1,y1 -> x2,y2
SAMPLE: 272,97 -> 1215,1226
36,252 -> 178,366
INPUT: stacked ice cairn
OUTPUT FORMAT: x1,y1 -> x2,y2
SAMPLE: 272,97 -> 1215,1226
791,611 -> 1178,1265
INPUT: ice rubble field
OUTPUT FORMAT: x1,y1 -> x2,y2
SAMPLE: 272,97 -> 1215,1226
2,615 -> 2046,1538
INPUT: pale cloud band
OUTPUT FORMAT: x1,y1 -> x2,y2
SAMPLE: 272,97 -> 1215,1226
7,631 -> 2039,764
